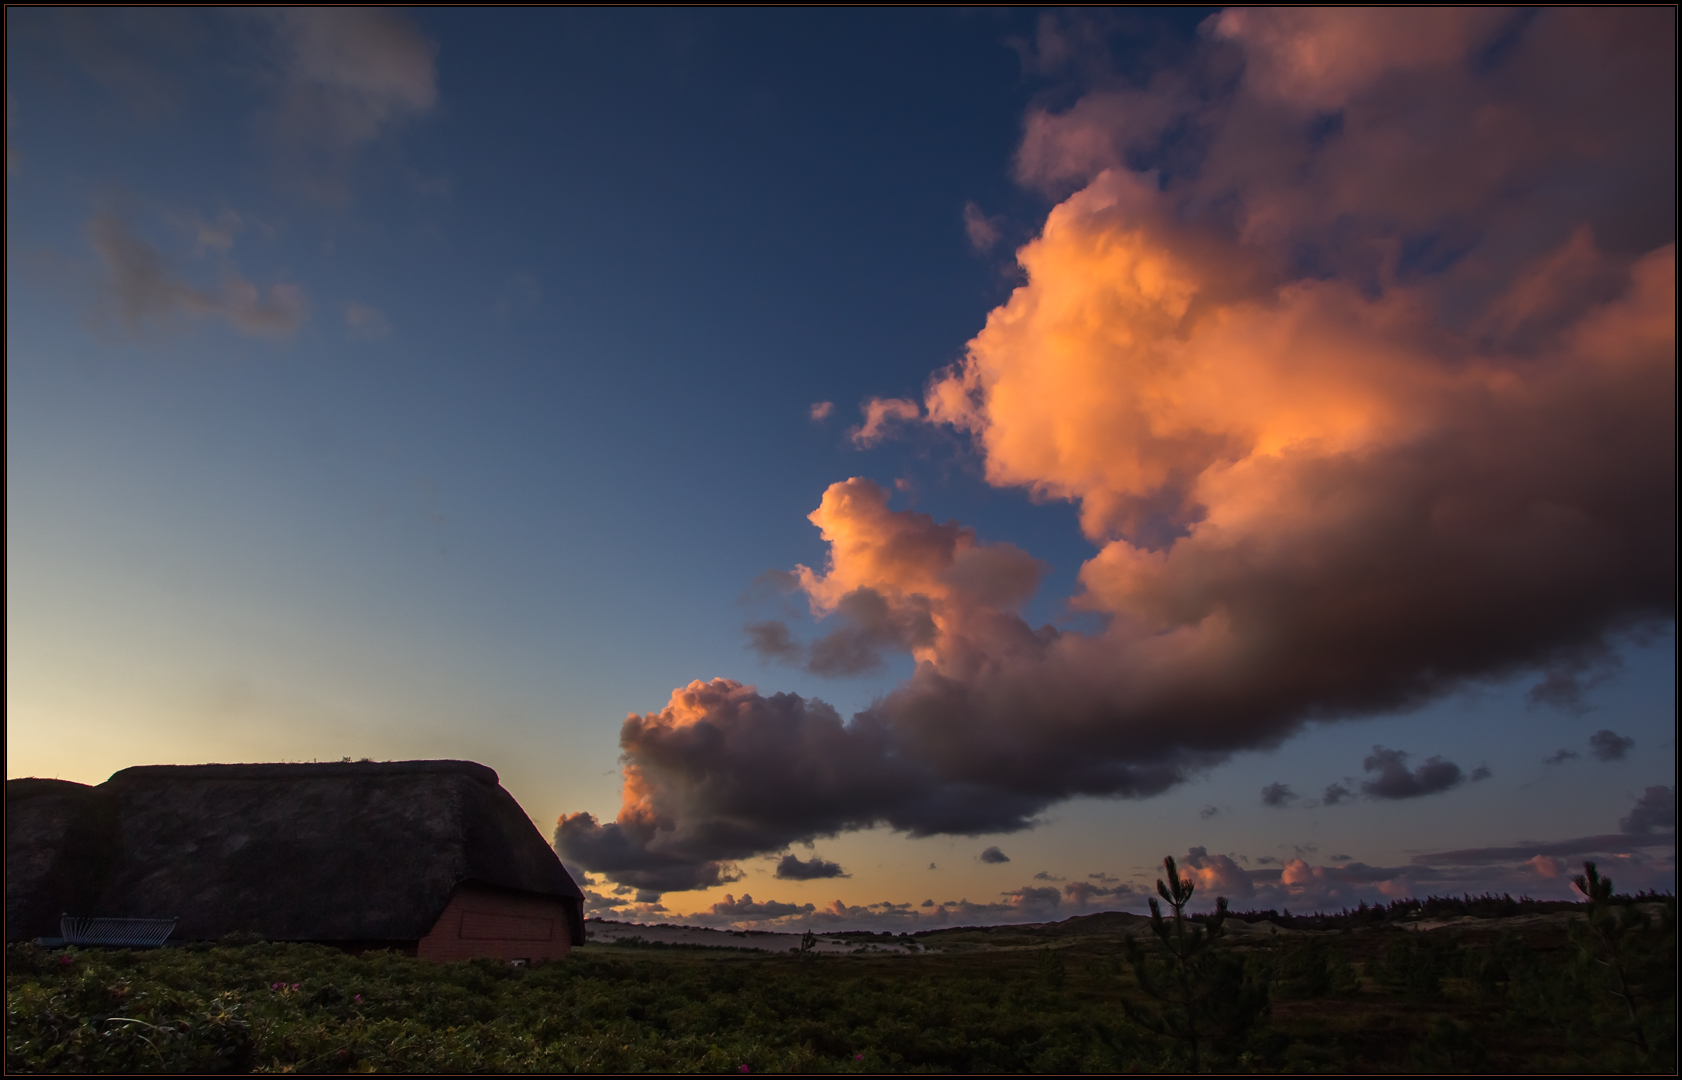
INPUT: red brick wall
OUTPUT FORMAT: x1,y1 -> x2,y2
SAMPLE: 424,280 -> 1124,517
415,884 -> 574,963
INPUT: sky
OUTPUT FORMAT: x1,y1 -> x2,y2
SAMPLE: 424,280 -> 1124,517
6,7 -> 1675,931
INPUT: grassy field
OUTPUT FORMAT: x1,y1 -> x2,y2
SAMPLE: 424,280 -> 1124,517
6,898 -> 1674,1073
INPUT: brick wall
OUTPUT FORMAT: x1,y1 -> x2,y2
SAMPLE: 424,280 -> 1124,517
415,883 -> 574,963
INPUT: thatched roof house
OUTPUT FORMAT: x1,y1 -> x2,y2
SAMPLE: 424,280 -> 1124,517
6,761 -> 585,961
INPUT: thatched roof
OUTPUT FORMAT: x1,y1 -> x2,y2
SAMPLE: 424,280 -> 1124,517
6,761 -> 583,944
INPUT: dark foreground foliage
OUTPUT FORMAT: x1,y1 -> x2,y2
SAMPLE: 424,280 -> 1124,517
6,896 -> 1676,1073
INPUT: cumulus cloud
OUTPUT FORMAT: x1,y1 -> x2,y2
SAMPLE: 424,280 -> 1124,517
1361,747 -> 1465,800
563,8 -> 1675,891
1260,782 -> 1297,807
774,854 -> 847,880
1589,729 -> 1635,761
87,211 -> 307,336
979,846 -> 1011,864
1181,846 -> 1255,900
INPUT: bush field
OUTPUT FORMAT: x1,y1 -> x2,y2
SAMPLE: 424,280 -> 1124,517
5,898 -> 1674,1073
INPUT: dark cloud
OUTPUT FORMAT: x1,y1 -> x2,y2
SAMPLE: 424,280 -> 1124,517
1032,871 -> 1064,881
773,853 -> 847,881
745,621 -> 801,663
1005,885 -> 1063,911
1526,642 -> 1624,712
1620,786 -> 1675,835
1260,782 -> 1297,807
745,590 -> 938,677
1322,783 -> 1354,806
554,680 -> 1055,891
979,846 -> 1011,864
555,810 -> 745,894
1361,747 -> 1465,800
1417,833 -> 1670,865
706,894 -> 816,920
1469,765 -> 1493,782
806,588 -> 936,676
1543,748 -> 1579,766
1199,804 -> 1220,819
1589,729 -> 1635,761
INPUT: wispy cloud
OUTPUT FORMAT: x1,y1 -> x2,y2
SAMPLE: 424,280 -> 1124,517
343,301 -> 390,339
962,201 -> 1003,253
87,211 -> 306,336
257,8 -> 438,204
849,398 -> 921,447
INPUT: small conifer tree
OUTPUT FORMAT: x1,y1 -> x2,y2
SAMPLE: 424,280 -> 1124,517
1569,861 -> 1657,1056
1124,856 -> 1268,1072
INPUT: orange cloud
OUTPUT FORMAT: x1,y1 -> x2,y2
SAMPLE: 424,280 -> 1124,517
850,397 -> 921,446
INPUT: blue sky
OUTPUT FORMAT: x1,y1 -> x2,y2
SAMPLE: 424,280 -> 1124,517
7,8 -> 1674,929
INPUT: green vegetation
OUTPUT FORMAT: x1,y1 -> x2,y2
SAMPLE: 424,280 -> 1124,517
5,868 -> 1675,1073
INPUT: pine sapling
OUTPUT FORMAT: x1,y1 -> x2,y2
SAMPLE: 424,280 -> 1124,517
1124,856 -> 1267,1072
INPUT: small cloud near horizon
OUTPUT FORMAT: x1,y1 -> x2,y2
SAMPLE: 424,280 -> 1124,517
979,846 -> 1010,864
